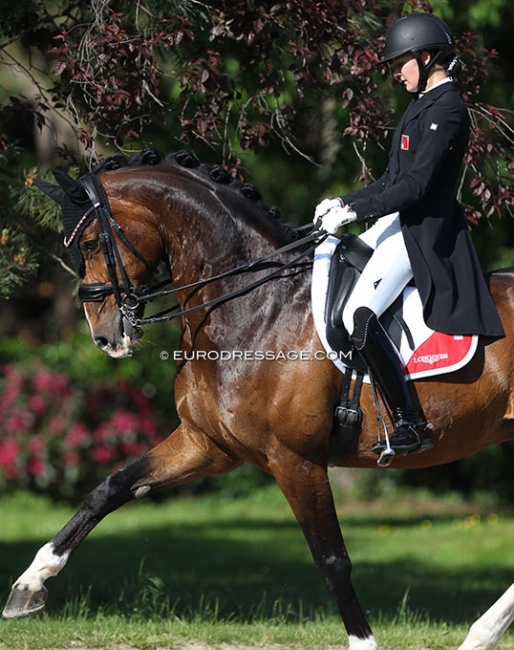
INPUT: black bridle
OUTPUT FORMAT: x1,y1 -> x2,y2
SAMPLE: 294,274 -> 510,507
78,176 -> 155,308
77,175 -> 328,327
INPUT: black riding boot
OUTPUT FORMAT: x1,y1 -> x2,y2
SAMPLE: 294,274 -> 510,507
351,306 -> 433,455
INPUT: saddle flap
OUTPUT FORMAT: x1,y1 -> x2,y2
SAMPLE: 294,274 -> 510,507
337,233 -> 374,272
324,233 -> 407,374
325,234 -> 374,329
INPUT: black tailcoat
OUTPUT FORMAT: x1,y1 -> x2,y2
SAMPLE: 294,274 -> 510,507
342,81 -> 504,337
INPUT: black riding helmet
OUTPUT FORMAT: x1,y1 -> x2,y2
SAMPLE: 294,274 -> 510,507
382,13 -> 456,93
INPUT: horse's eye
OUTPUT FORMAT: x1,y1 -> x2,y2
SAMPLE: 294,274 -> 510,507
80,239 -> 101,256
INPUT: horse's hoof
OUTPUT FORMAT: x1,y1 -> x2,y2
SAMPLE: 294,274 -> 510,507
2,584 -> 48,618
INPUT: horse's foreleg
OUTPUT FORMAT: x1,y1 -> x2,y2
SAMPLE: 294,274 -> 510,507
271,455 -> 378,650
2,424 -> 240,619
457,582 -> 514,650
2,454 -> 150,619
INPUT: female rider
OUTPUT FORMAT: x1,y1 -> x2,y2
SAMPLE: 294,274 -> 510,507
315,13 -> 504,457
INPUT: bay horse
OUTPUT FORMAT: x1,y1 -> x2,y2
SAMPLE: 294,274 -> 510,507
4,149 -> 514,650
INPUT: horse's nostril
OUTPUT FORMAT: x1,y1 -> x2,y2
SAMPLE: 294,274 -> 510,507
94,336 -> 110,350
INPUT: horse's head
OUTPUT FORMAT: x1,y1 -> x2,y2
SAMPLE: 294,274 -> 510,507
35,169 -> 163,358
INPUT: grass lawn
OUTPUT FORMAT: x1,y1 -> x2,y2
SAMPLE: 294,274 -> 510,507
1,479 -> 514,649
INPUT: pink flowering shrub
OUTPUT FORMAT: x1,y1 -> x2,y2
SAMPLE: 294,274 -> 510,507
0,363 -> 165,500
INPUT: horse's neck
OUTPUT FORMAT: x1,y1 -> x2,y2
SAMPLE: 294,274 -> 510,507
162,192 -> 290,292
155,186 -> 312,345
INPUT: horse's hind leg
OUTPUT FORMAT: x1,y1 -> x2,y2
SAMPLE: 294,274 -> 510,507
2,424 -> 240,619
458,582 -> 514,650
270,453 -> 378,650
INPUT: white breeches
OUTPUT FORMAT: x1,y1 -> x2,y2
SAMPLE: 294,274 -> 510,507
342,212 -> 413,335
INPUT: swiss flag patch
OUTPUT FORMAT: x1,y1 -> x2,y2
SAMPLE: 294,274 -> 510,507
401,134 -> 410,150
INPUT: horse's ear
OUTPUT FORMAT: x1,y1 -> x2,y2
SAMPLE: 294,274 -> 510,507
52,169 -> 90,204
33,171 -> 89,205
33,178 -> 66,204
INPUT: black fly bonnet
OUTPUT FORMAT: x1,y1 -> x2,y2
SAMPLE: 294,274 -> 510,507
34,170 -> 104,278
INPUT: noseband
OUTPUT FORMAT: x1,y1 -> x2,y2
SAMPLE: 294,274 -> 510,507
76,174 -> 327,327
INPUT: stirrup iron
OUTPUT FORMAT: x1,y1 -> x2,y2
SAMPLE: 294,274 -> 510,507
375,418 -> 395,468
368,370 -> 396,467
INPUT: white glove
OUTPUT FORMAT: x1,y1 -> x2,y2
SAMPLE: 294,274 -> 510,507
314,198 -> 342,222
318,204 -> 357,235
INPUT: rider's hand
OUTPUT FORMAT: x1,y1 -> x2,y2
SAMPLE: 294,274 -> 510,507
318,204 -> 358,235
314,198 -> 342,222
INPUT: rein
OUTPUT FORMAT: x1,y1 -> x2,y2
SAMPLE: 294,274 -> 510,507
77,174 -> 328,327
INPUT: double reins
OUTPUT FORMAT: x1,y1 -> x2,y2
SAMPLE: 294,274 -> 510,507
77,174 -> 328,327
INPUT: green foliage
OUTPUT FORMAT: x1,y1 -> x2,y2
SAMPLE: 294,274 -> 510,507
0,220 -> 38,299
432,0 -> 508,30
0,149 -> 41,298
19,171 -> 66,234
0,135 -> 76,297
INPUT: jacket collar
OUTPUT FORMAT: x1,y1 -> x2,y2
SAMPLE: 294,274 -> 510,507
404,80 -> 459,123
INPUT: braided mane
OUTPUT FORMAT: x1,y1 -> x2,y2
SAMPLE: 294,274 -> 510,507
93,148 -> 300,242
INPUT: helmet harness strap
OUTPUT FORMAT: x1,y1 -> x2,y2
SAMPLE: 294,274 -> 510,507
411,48 -> 445,94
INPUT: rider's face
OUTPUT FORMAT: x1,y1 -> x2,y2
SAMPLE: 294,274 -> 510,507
390,54 -> 420,93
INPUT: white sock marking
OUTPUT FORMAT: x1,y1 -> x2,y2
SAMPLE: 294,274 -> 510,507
13,543 -> 70,592
348,634 -> 379,650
